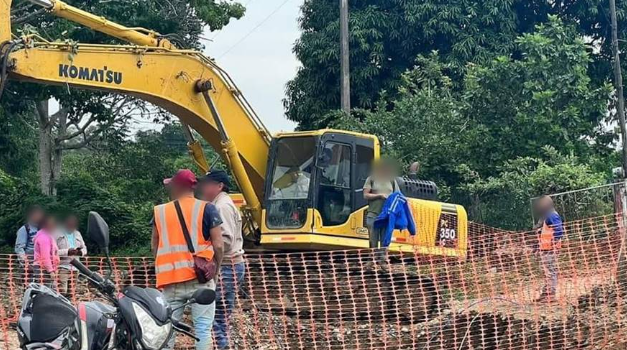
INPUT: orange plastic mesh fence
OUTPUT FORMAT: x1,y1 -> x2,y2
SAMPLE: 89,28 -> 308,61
1,213 -> 627,349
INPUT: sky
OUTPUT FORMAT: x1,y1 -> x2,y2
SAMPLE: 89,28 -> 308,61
203,0 -> 303,132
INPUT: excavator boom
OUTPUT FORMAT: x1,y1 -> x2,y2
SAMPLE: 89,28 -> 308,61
1,0 -> 271,223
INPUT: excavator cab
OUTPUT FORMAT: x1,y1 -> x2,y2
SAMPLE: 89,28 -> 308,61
263,130 -> 375,230
259,130 -> 468,258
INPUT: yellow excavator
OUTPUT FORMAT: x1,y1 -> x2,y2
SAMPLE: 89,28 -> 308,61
1,0 -> 467,258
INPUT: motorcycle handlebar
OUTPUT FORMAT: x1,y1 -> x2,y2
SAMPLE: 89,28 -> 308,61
70,259 -> 103,283
172,319 -> 193,333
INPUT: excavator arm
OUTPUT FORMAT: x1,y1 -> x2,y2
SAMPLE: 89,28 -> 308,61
1,0 -> 271,224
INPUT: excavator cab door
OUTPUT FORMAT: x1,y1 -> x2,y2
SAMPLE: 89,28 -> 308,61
314,133 -> 374,227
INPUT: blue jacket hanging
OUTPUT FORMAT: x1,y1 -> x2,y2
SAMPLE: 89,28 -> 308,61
374,192 -> 417,247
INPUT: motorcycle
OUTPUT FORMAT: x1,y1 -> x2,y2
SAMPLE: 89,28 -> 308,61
17,211 -> 216,350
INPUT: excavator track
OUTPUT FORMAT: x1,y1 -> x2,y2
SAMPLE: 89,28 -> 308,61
244,252 -> 443,324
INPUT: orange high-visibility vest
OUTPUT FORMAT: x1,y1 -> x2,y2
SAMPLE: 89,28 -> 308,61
154,197 -> 214,289
539,221 -> 562,251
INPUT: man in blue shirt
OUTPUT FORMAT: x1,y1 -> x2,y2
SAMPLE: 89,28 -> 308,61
534,195 -> 564,303
15,205 -> 44,286
15,205 -> 44,263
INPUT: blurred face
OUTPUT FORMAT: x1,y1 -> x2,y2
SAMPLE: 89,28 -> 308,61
168,183 -> 193,200
42,217 -> 57,233
200,181 -> 222,202
536,196 -> 553,214
374,161 -> 396,179
29,209 -> 44,225
66,216 -> 78,231
409,162 -> 420,174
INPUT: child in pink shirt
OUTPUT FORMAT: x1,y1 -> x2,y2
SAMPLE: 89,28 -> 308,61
33,215 -> 60,287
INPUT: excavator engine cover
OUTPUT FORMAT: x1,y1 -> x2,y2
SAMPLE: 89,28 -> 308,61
396,177 -> 438,201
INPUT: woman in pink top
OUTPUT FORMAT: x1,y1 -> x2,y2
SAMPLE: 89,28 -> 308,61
33,215 -> 60,288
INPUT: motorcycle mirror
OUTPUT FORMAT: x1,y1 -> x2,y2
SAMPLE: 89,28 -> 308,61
88,212 -> 110,252
191,288 -> 216,305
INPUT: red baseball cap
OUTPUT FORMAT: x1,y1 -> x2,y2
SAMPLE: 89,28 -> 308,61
163,169 -> 197,188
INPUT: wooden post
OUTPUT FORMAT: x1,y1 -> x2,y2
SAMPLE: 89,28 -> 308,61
339,0 -> 350,114
609,0 -> 627,293
610,0 -> 627,177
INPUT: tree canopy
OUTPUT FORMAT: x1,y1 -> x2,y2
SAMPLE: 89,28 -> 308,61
285,0 -> 627,130
332,17 -> 616,228
5,0 -> 245,195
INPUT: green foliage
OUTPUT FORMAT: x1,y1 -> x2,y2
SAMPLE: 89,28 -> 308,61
462,16 -> 613,175
286,0 -> 543,129
0,122 -> 210,255
333,52 -> 473,191
0,107 -> 37,178
332,18 -> 614,228
458,147 -> 607,230
285,0 -> 627,130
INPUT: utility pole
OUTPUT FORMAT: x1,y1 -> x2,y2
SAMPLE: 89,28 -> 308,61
610,0 -> 627,177
610,0 -> 627,293
340,0 -> 350,114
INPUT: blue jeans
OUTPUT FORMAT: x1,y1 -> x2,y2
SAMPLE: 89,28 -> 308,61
213,262 -> 246,349
540,251 -> 558,296
163,280 -> 216,350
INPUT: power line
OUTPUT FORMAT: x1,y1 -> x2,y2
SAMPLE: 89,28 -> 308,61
217,0 -> 293,59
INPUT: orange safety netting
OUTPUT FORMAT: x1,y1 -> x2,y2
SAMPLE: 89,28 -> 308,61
1,213 -> 626,349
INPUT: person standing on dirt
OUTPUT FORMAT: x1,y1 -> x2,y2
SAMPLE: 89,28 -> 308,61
363,158 -> 400,269
15,205 -> 44,264
152,169 -> 224,350
199,169 -> 245,350
56,214 -> 87,295
534,195 -> 564,303
33,214 -> 60,289
15,205 -> 45,285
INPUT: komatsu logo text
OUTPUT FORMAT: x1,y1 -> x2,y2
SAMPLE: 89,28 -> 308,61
58,64 -> 123,85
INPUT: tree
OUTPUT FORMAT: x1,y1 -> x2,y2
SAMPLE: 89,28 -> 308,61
462,16 -> 613,176
5,0 -> 245,195
332,53 -> 475,191
0,106 -> 38,179
285,0 -> 552,129
285,0 -> 627,130
0,121 -> 211,254
333,18 -> 615,225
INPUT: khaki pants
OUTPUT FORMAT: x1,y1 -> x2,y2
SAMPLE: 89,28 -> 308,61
58,268 -> 74,295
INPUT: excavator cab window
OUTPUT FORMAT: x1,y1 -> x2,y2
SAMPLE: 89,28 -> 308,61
266,136 -> 316,229
316,142 -> 352,226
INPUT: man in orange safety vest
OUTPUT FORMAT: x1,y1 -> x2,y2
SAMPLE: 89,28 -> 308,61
534,195 -> 564,303
152,169 -> 224,350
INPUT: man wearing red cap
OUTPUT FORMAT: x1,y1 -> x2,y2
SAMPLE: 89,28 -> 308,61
152,169 -> 224,350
